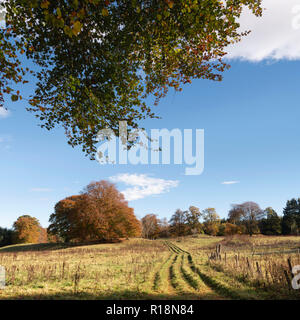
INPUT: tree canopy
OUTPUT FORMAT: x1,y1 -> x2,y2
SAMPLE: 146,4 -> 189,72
13,215 -> 42,243
282,198 -> 300,235
259,207 -> 281,235
229,202 -> 264,236
0,0 -> 262,157
48,180 -> 141,242
0,227 -> 14,246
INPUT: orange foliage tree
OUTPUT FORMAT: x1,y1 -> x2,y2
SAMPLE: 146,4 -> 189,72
48,180 -> 141,242
13,215 -> 41,244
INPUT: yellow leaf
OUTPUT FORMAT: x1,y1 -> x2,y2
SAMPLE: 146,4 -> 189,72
72,21 -> 82,36
57,7 -> 62,19
102,8 -> 109,16
41,0 -> 50,9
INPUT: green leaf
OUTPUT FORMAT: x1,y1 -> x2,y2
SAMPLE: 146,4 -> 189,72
56,8 -> 62,19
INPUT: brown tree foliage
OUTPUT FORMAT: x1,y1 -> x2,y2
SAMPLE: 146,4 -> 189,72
38,227 -> 48,243
13,215 -> 41,244
48,180 -> 141,242
224,223 -> 242,236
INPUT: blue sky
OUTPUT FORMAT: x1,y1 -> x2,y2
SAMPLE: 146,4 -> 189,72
1,0 -> 300,228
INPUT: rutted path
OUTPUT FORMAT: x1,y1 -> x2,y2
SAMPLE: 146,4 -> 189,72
155,241 -> 265,300
151,241 -> 224,299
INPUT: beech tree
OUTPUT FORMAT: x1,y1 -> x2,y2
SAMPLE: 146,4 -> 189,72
13,215 -> 41,243
48,180 -> 141,242
0,0 -> 262,157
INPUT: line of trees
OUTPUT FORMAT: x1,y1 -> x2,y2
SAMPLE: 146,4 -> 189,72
141,198 -> 300,239
1,180 -> 141,247
2,194 -> 300,247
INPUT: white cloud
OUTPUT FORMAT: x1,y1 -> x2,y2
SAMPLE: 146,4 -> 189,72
110,173 -> 179,201
221,181 -> 240,185
30,188 -> 53,192
0,107 -> 10,118
227,0 -> 300,61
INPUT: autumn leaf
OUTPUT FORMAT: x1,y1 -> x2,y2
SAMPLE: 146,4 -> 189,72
41,0 -> 50,9
101,8 -> 109,16
11,94 -> 18,102
168,1 -> 174,9
72,21 -> 82,35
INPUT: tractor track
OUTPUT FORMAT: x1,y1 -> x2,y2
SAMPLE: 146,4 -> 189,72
162,241 -> 225,299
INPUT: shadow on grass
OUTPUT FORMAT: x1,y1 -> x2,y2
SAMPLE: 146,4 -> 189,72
1,289 -> 227,300
0,239 -> 123,253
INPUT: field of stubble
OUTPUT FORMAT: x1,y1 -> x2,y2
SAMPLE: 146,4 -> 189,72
0,235 -> 300,300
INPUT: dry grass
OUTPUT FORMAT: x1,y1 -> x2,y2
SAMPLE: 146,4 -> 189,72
0,239 -> 169,299
0,235 -> 300,300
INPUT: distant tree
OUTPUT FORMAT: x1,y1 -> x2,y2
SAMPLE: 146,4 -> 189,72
141,214 -> 160,239
217,223 -> 226,236
13,215 -> 41,244
204,222 -> 219,236
228,206 -> 243,224
186,206 -> 203,235
157,218 -> 170,238
169,209 -> 187,236
202,208 -> 220,236
224,223 -> 241,236
259,207 -> 282,235
0,227 -> 14,246
202,208 -> 220,223
230,202 -> 264,236
48,180 -> 141,242
282,198 -> 300,235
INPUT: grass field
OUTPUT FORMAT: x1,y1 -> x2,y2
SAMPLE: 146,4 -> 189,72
0,235 -> 300,300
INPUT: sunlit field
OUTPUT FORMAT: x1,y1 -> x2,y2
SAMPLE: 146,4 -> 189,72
0,235 -> 300,300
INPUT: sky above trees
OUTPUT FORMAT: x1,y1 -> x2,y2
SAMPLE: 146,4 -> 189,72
1,0 -> 300,228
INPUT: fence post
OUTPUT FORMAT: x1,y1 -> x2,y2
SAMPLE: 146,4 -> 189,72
283,269 -> 292,291
287,257 -> 293,276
